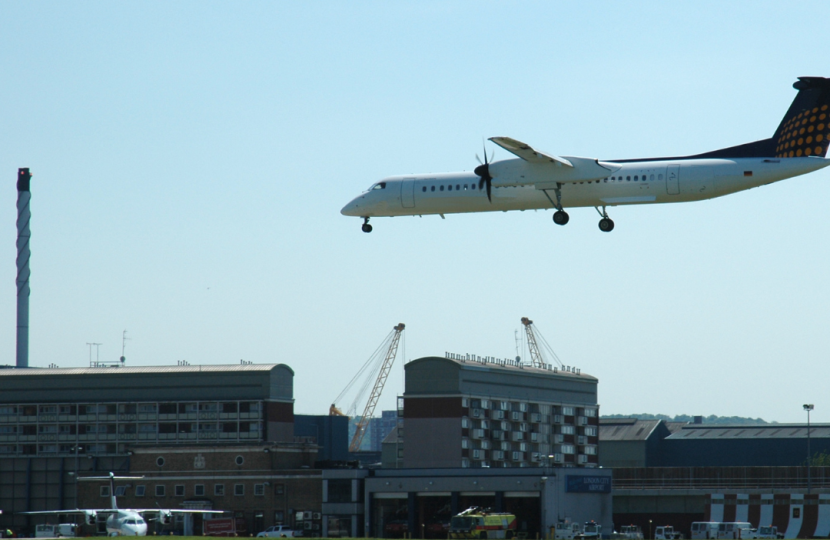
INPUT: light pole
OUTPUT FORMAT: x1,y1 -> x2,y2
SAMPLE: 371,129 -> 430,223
649,519 -> 653,540
71,445 -> 83,506
804,404 -> 814,494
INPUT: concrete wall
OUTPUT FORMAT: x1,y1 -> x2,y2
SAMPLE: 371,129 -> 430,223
403,418 -> 461,468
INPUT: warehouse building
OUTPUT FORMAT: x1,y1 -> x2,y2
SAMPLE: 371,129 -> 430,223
0,363 -> 297,531
403,356 -> 600,469
599,419 -> 830,468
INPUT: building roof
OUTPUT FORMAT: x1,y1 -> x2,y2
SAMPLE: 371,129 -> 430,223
0,364 -> 291,376
666,424 -> 830,440
382,425 -> 399,445
664,422 -> 690,434
405,356 -> 598,405
415,355 -> 596,381
599,418 -> 662,441
0,363 -> 294,403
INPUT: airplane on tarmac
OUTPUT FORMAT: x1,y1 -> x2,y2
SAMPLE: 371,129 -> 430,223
19,472 -> 224,536
342,77 -> 830,232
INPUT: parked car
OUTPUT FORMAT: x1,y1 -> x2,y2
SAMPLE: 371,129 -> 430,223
655,526 -> 684,540
755,526 -> 782,539
618,525 -> 644,539
257,525 -> 300,538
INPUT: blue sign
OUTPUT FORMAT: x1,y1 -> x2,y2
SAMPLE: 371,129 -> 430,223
566,475 -> 611,493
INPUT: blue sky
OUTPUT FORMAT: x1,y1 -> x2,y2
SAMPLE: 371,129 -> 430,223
1,1 -> 828,423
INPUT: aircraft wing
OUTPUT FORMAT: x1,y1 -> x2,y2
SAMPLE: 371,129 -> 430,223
19,509 -> 115,515
490,137 -> 573,167
136,509 -> 227,514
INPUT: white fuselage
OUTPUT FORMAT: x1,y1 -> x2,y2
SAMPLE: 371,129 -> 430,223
341,157 -> 830,218
106,511 -> 148,536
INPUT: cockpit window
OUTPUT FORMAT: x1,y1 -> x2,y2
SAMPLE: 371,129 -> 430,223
371,182 -> 387,190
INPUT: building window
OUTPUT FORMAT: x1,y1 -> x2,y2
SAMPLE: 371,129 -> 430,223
561,425 -> 575,435
194,485 -> 205,496
235,455 -> 244,466
100,486 -> 110,497
214,484 -> 225,496
234,484 -> 244,496
135,485 -> 145,497
254,484 -> 265,496
584,408 -> 597,417
114,486 -> 127,496
584,426 -> 597,437
274,511 -> 284,524
155,485 -> 165,497
156,456 -> 165,467
584,446 -> 597,455
174,485 -> 185,497
327,479 -> 352,503
561,444 -> 575,454
562,406 -> 574,416
275,484 -> 285,495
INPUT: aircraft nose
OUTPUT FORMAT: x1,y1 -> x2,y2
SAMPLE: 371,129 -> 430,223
341,198 -> 361,216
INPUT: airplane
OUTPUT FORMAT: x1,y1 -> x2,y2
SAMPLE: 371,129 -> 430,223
19,472 -> 224,536
342,77 -> 830,232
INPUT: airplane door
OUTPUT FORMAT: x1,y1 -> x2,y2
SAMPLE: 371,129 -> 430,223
401,179 -> 415,208
666,165 -> 680,195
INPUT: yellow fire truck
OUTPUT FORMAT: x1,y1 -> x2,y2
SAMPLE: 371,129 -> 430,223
449,507 -> 518,539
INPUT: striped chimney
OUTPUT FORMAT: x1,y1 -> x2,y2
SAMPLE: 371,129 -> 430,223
16,168 -> 31,369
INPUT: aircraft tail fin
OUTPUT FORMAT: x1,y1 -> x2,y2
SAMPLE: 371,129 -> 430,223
773,77 -> 830,158
79,472 -> 144,510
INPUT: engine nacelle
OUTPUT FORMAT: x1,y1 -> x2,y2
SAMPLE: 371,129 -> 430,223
84,510 -> 97,525
159,510 -> 173,525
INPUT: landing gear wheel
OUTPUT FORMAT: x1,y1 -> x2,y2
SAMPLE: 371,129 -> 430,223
361,223 -> 373,233
553,210 -> 570,225
598,218 -> 614,232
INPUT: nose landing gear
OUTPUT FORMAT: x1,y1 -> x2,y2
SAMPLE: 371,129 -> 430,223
361,217 -> 373,233
595,206 -> 614,232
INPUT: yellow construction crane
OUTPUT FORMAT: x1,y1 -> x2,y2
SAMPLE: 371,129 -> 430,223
330,323 -> 405,453
521,317 -> 564,369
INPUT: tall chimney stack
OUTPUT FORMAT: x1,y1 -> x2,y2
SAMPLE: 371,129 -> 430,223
16,168 -> 31,369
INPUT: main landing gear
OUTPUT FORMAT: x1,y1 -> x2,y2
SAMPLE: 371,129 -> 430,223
361,217 -> 373,233
543,185 -> 570,226
596,206 -> 614,232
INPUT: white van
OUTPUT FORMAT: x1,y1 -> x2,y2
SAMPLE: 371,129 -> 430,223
35,524 -> 78,538
691,522 -> 720,539
716,523 -> 753,539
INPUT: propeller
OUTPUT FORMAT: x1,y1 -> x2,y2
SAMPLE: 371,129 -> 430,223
474,143 -> 495,202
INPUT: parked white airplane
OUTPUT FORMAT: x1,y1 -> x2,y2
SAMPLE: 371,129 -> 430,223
20,472 -> 223,536
342,77 -> 830,232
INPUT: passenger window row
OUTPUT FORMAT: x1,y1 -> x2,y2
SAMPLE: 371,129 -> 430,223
422,184 -> 478,192
607,174 -> 661,182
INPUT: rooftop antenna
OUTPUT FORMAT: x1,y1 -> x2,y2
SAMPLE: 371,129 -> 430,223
514,329 -> 521,363
120,330 -> 130,364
